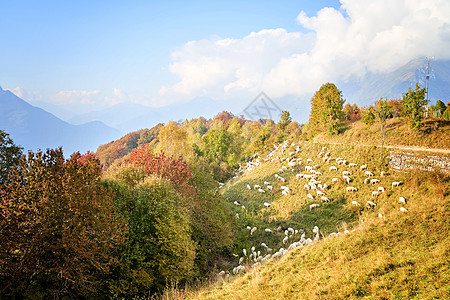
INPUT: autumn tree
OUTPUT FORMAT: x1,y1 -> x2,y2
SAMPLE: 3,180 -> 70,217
0,130 -> 22,185
0,149 -> 125,298
401,83 -> 427,130
157,121 -> 192,159
309,83 -> 345,135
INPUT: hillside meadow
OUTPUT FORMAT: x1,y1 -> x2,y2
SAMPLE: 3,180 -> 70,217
163,140 -> 449,299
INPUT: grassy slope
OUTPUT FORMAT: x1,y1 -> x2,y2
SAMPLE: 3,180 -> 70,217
314,118 -> 450,150
179,141 -> 449,299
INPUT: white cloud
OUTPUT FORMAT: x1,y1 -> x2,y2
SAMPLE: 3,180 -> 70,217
160,0 -> 450,103
54,90 -> 101,105
11,86 -> 42,101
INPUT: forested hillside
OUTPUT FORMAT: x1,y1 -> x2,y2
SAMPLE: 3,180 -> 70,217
1,82 -> 449,299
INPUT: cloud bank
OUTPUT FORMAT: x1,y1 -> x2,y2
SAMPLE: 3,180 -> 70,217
160,0 -> 450,103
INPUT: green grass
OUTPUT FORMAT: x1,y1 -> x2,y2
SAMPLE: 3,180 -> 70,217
162,140 -> 450,299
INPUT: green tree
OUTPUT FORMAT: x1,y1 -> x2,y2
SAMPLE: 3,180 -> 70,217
443,102 -> 450,120
374,98 -> 393,162
277,110 -> 292,142
0,130 -> 23,185
360,106 -> 376,128
309,83 -> 345,135
435,100 -> 446,118
401,83 -> 427,130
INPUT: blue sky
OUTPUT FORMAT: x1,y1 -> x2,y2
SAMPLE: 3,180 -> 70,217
1,0 -> 449,115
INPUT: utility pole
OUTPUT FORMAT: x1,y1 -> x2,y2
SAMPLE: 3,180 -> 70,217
425,57 -> 430,103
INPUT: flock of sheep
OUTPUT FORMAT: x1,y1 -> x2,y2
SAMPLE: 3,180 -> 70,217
218,140 -> 409,279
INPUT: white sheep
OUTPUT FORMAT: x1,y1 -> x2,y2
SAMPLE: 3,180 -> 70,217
351,200 -> 359,206
239,257 -> 244,265
303,184 -> 310,190
267,185 -> 273,190
364,178 -> 370,184
360,164 -> 368,171
378,186 -> 385,193
370,178 -> 381,184
321,196 -> 330,202
380,171 -> 387,177
247,184 -> 251,190
234,201 -> 241,206
349,163 -> 358,168
250,227 -> 257,235
342,171 -> 352,176
316,190 -> 326,196
366,200 -> 377,208
399,197 -> 406,204
329,166 -> 338,171
254,184 -> 261,189
282,236 -> 289,244
265,228 -> 273,233
243,248 -> 247,256
392,181 -> 402,188
288,227 -> 295,234
309,203 -> 320,210
332,177 -> 339,183
372,191 -> 380,198
264,202 -> 272,208
258,188 -> 265,193
264,181 -> 270,186
365,171 -> 374,177
307,193 -> 314,200
343,175 -> 352,184
282,190 -> 288,196
400,207 -> 408,212
346,186 -> 358,192
306,158 -> 313,163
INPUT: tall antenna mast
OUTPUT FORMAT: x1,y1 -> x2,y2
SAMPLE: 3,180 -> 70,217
425,57 -> 430,103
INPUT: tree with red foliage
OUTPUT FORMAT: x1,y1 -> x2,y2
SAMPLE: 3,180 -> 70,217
124,145 -> 194,196
0,148 -> 126,298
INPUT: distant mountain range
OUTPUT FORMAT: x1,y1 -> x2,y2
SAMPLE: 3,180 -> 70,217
2,58 -> 448,154
0,87 -> 121,155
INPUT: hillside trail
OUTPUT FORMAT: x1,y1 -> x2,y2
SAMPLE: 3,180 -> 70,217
313,139 -> 450,154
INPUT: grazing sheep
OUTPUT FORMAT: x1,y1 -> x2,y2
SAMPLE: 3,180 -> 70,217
264,181 -> 270,186
343,175 -> 352,184
370,178 -> 380,184
332,177 -> 339,183
306,158 -> 313,163
378,186 -> 385,193
247,184 -> 251,190
307,193 -> 314,200
239,257 -> 244,265
288,161 -> 297,168
360,164 -> 368,171
349,163 -> 358,168
365,171 -> 374,177
364,178 -> 370,184
233,265 -> 245,275
246,226 -> 252,230
282,190 -> 288,196
399,197 -> 407,204
278,176 -> 286,182
288,227 -> 295,234
258,188 -> 265,193
264,202 -> 272,208
366,200 -> 377,208
254,184 -> 261,189
267,185 -> 273,190
392,181 -> 402,188
309,203 -> 320,210
380,171 -> 387,177
304,184 -> 310,190
265,228 -> 273,233
372,191 -> 380,197
282,236 -> 289,244
281,186 -> 290,192
378,213 -> 383,218
234,201 -> 241,206
261,243 -> 268,249
351,200 -> 359,206
346,186 -> 358,192
329,166 -> 338,171
296,173 -> 304,180
400,207 -> 408,212
316,190 -> 326,196
321,196 -> 330,202
250,227 -> 257,235
243,248 -> 247,256
342,171 -> 352,176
